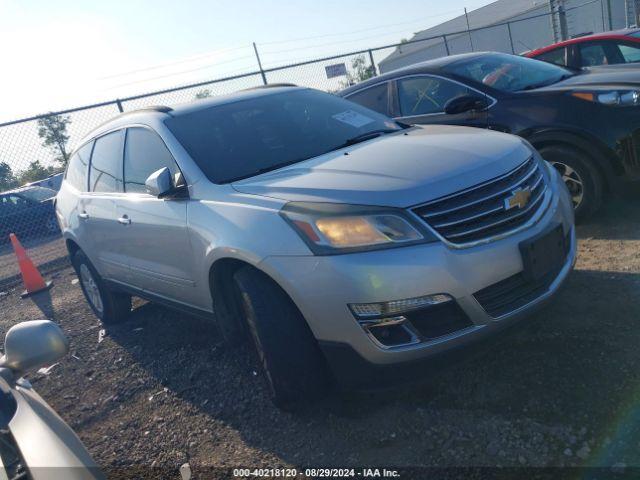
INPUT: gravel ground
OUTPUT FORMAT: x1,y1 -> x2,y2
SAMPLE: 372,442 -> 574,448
0,195 -> 639,479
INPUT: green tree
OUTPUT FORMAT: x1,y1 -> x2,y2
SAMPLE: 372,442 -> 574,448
37,113 -> 71,167
342,55 -> 376,87
194,89 -> 212,99
16,161 -> 56,185
0,162 -> 18,191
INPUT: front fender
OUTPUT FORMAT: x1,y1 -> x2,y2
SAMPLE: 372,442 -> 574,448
520,127 -> 623,187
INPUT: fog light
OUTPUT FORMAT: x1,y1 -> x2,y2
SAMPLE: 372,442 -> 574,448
349,294 -> 452,319
361,316 -> 419,348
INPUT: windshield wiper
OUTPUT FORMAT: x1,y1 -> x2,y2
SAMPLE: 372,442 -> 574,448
337,129 -> 400,148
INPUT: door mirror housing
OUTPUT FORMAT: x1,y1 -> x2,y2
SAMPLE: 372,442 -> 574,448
145,167 -> 173,197
444,94 -> 490,115
145,167 -> 188,198
0,320 -> 69,375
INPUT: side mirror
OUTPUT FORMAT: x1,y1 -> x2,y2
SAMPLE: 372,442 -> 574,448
0,320 -> 69,375
444,94 -> 490,115
145,167 -> 173,197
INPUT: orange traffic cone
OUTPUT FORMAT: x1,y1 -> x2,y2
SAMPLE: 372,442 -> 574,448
9,233 -> 53,298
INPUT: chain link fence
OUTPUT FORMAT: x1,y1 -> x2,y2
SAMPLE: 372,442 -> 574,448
0,0 -> 632,289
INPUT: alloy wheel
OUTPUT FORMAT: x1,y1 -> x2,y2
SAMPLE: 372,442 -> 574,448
79,263 -> 104,314
550,161 -> 584,209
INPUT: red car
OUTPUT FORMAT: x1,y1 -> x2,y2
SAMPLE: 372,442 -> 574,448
525,28 -> 640,69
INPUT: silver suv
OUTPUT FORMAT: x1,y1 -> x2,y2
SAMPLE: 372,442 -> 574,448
56,86 -> 575,407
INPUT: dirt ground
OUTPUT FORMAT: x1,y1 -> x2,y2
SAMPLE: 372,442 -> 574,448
1,195 -> 639,479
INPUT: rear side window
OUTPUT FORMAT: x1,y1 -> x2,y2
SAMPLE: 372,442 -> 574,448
124,127 -> 179,193
345,83 -> 390,115
89,130 -> 124,193
579,43 -> 609,66
65,141 -> 93,191
535,47 -> 567,66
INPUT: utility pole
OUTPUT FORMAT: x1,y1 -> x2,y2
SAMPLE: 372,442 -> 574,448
558,4 -> 568,41
606,0 -> 613,30
253,42 -> 267,85
464,8 -> 475,52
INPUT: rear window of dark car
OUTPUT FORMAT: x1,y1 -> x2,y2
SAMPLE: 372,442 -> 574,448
18,187 -> 56,202
164,88 -> 400,183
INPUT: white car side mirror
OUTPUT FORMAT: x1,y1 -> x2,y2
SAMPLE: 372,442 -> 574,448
145,167 -> 173,197
0,320 -> 69,375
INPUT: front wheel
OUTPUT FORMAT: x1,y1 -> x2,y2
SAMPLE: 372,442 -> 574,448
538,144 -> 604,221
232,266 -> 330,409
72,250 -> 131,325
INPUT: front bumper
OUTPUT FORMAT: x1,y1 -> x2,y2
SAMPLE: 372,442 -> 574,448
259,169 -> 576,386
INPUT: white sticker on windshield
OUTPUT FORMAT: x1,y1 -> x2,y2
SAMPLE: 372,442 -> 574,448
332,110 -> 375,128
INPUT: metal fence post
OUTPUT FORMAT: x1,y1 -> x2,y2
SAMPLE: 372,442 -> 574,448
442,35 -> 450,56
558,5 -> 568,41
506,22 -> 515,54
464,8 -> 475,51
253,42 -> 268,85
367,49 -> 378,77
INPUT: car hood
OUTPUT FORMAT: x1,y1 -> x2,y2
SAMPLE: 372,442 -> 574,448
232,125 -> 532,208
538,67 -> 640,91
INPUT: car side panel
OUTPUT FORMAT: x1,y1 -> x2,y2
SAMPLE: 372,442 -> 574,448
10,385 -> 102,479
116,195 -> 197,304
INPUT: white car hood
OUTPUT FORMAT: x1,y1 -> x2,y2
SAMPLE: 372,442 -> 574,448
232,125 -> 532,208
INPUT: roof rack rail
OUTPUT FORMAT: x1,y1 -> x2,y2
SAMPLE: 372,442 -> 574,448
133,105 -> 173,113
243,83 -> 298,91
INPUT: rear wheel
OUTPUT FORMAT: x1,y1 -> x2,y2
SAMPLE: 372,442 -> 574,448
72,250 -> 131,325
538,144 -> 603,221
232,266 -> 330,409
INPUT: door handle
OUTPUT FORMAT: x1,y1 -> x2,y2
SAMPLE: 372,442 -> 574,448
117,215 -> 131,225
78,212 -> 89,220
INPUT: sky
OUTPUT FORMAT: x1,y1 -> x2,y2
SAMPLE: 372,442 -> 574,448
0,0 -> 496,123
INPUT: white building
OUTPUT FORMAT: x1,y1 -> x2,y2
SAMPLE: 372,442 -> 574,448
379,0 -> 636,73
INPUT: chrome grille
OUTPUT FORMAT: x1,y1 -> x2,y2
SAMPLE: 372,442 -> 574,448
412,157 -> 548,245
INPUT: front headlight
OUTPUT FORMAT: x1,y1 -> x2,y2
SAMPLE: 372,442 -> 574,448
280,202 -> 436,255
571,89 -> 640,106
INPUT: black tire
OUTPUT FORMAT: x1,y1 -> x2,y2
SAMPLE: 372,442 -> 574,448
232,266 -> 330,409
72,250 -> 131,325
538,144 -> 604,221
212,276 -> 247,346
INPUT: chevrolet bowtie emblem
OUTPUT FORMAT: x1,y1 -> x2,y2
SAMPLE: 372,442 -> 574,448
504,187 -> 532,210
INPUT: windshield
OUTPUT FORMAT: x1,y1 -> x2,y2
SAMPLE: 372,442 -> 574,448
18,187 -> 56,202
164,88 -> 401,183
444,53 -> 573,92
